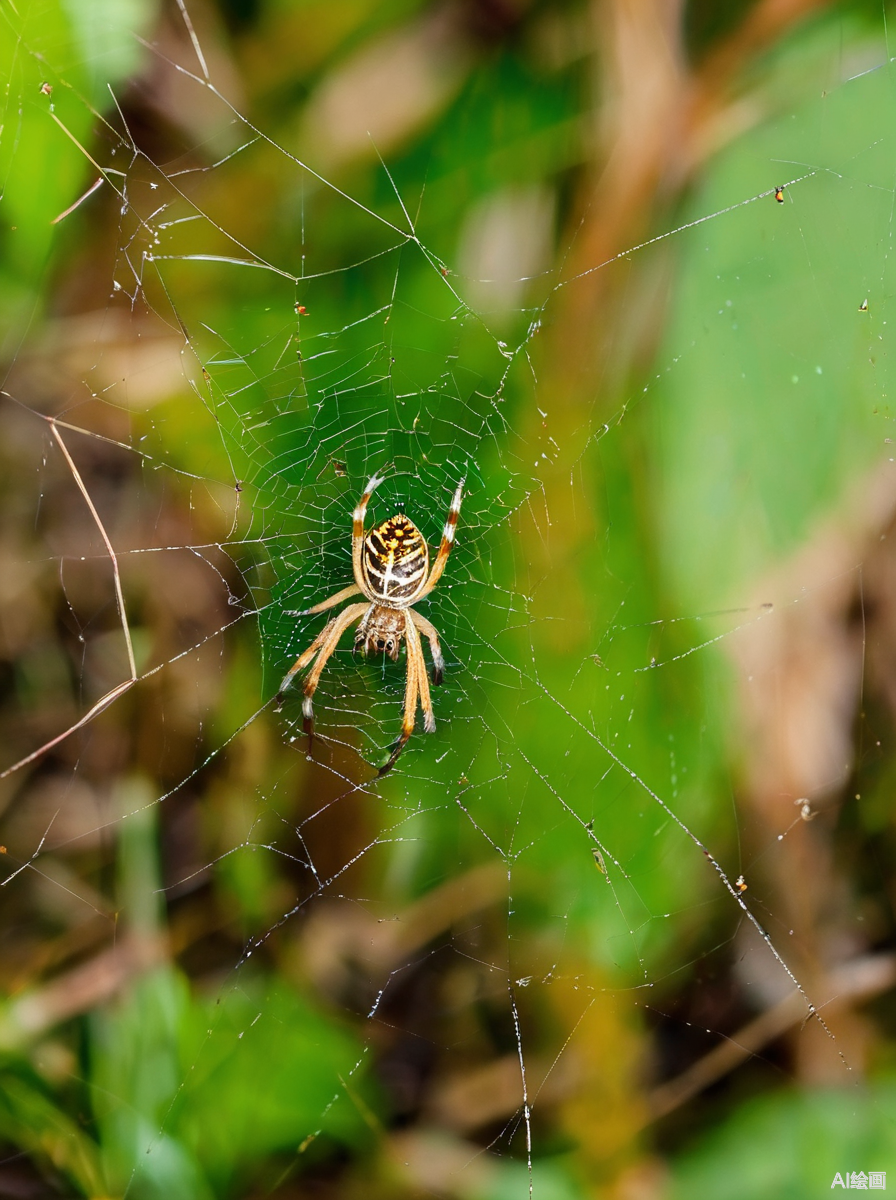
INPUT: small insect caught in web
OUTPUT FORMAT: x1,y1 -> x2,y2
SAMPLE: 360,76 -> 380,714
774,186 -> 785,203
316,458 -> 348,480
295,303 -> 308,315
859,298 -> 869,312
735,874 -> 747,893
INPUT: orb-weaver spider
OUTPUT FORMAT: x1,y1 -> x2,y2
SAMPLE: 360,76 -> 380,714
278,473 -> 464,773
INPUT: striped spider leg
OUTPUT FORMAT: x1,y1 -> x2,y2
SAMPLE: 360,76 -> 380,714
278,473 -> 464,772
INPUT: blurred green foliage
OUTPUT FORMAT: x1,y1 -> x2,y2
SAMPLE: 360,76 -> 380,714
2,0 -> 896,1197
670,1081 -> 896,1199
657,26 -> 896,608
0,0 -> 157,341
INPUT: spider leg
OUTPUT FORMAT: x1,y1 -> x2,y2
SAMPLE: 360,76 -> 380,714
276,617 -> 339,705
378,615 -> 422,775
410,610 -> 445,686
297,603 -> 369,731
300,583 -> 362,616
351,472 -> 387,591
405,615 -> 435,733
277,601 -> 366,705
415,478 -> 464,601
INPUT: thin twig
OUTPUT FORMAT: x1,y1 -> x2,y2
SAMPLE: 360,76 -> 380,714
647,953 -> 896,1123
0,679 -> 135,781
51,177 -> 104,224
50,421 -> 137,680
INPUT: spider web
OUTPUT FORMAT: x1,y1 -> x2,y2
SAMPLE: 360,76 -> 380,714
1,2 -> 896,1198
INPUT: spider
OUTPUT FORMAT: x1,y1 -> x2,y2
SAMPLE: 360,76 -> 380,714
277,473 -> 464,773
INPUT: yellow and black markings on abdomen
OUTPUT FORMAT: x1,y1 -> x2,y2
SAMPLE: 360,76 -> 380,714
363,515 -> 429,602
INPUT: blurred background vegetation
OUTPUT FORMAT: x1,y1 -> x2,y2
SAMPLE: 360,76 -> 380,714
2,0 -> 896,1197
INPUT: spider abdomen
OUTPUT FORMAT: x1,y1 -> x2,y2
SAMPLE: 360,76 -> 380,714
362,515 -> 429,604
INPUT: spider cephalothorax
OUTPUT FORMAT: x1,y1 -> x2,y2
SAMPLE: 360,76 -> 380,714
355,604 -> 406,661
277,473 -> 464,772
